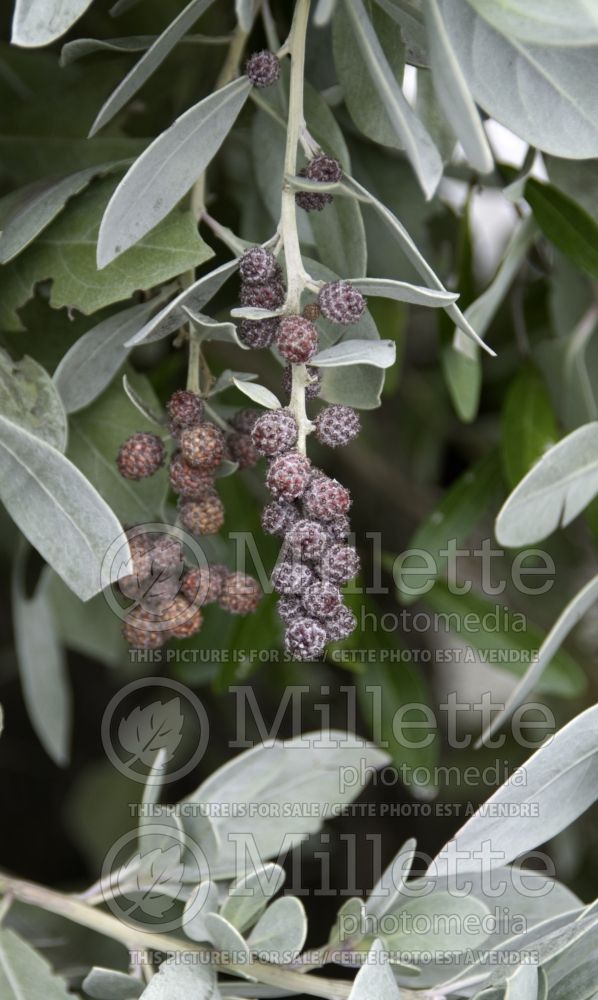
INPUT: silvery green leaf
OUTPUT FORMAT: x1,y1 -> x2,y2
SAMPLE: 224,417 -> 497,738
83,967 -> 144,1000
11,0 -> 93,47
235,0 -> 258,31
476,573 -> 598,748
431,703 -> 598,879
230,306 -> 285,320
248,896 -> 308,960
328,898 -> 366,945
0,928 -> 73,998
0,415 -> 131,600
138,957 -> 216,999
287,174 -> 342,194
495,422 -> 598,546
384,893 -> 491,953
54,294 -> 173,414
320,363 -> 385,409
349,939 -> 402,1000
210,370 -> 258,396
204,913 -> 251,961
0,163 -> 124,264
220,864 -> 286,932
314,0 -> 338,25
90,0 -> 219,135
333,0 -> 406,150
466,0 -> 598,47
342,175 -> 495,355
311,339 -> 396,368
0,350 -> 67,451
61,35 -> 154,65
439,0 -> 598,158
232,378 -> 281,409
126,259 -> 239,347
445,215 -> 537,422
184,732 -> 389,879
341,0 -> 442,198
12,557 -> 71,766
183,308 -> 248,349
504,964 -> 538,1000
374,0 -> 428,65
122,373 -> 167,427
97,78 -> 251,265
352,277 -> 458,306
183,880 -> 221,941
423,0 -> 493,173
46,572 -> 126,667
366,838 -> 416,918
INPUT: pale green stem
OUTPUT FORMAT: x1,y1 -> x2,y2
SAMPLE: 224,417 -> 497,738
186,328 -> 202,394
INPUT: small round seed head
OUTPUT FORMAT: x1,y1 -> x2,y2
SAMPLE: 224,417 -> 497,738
271,558 -> 314,595
238,317 -> 280,349
122,530 -> 184,584
320,543 -> 360,585
181,564 -> 228,605
261,500 -> 301,536
231,408 -> 261,435
303,475 -> 351,520
165,595 -> 204,639
266,451 -> 312,500
327,514 -> 351,542
318,281 -> 366,325
122,607 -> 167,649
178,494 -> 224,536
282,364 -> 321,402
167,389 -> 204,428
226,432 -> 258,469
302,580 -> 342,620
286,518 -> 330,560
245,50 -> 280,88
306,154 -> 343,184
180,422 -> 225,470
117,433 -> 165,480
296,173 -> 333,212
240,279 -> 286,311
169,452 -> 215,498
251,410 -> 298,457
325,604 -> 357,643
277,595 -> 304,625
219,572 -> 262,614
285,617 -> 327,660
276,315 -> 318,364
315,405 -> 360,448
239,246 -> 279,285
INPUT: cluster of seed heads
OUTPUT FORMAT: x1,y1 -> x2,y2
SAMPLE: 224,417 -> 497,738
296,155 -> 343,213
119,529 -> 260,649
116,389 -> 262,648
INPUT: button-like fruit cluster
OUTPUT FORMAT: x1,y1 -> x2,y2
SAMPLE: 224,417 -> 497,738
245,50 -> 280,88
117,432 -> 165,480
118,528 -> 261,649
236,247 -> 286,350
296,155 -> 343,213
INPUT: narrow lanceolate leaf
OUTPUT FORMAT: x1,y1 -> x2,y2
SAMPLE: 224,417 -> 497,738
97,77 -> 251,265
11,0 -> 93,47
0,415 -> 131,601
495,422 -> 598,546
235,0 -> 259,31
90,0 -> 218,135
342,0 -> 442,199
476,573 -> 598,748
501,367 -> 558,490
424,0 -> 492,173
311,339 -> 396,369
314,0 -> 338,25
13,558 -> 71,766
0,350 -> 67,452
232,378 -> 280,409
525,178 -> 598,281
126,259 -> 239,347
0,928 -> 72,999
53,292 -> 174,414
352,277 -> 458,307
431,703 -> 598,879
445,215 -> 537,422
0,163 -> 125,264
349,939 -> 402,1000
342,175 -> 495,355
61,35 -> 155,65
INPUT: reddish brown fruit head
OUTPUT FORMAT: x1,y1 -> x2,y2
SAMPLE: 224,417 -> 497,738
180,423 -> 225,471
117,433 -> 165,480
219,572 -> 262,614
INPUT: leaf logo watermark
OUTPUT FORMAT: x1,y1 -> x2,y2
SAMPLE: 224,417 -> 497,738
117,698 -> 184,768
